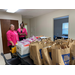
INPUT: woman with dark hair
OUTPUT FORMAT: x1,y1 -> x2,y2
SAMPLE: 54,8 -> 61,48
17,23 -> 27,41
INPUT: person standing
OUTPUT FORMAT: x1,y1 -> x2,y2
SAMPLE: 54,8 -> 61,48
6,24 -> 19,57
17,23 -> 27,41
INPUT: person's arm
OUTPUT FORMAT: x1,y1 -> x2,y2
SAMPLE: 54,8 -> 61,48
17,29 -> 22,35
21,33 -> 26,35
21,28 -> 27,36
7,32 -> 14,46
9,41 -> 14,46
17,32 -> 22,35
16,32 -> 19,41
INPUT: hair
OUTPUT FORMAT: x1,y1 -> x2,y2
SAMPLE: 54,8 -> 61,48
20,23 -> 24,27
9,24 -> 14,30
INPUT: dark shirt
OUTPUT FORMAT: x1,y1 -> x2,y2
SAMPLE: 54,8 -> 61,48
21,30 -> 22,33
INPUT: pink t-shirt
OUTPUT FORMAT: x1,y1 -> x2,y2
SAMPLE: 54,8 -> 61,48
17,28 -> 27,38
6,30 -> 19,46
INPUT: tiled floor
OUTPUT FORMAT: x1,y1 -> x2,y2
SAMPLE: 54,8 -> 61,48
0,53 -> 11,65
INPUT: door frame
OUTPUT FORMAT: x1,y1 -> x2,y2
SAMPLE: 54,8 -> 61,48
0,19 -> 19,54
24,23 -> 28,38
53,15 -> 69,41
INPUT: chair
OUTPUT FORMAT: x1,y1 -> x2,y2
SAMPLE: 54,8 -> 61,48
1,53 -> 22,65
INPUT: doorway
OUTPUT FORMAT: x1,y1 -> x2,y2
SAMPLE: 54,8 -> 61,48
1,19 -> 19,54
24,23 -> 28,38
53,16 -> 69,41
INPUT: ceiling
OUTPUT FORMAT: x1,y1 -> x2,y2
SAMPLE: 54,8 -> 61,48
0,9 -> 59,18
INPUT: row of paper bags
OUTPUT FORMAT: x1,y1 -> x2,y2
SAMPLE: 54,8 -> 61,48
29,38 -> 75,65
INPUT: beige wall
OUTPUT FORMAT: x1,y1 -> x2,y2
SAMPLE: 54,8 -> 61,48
0,12 -> 22,25
22,18 -> 30,38
30,9 -> 75,41
0,12 -> 22,53
0,21 -> 3,53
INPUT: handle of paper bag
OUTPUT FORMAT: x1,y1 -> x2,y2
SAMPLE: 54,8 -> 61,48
55,42 -> 62,45
60,45 -> 67,49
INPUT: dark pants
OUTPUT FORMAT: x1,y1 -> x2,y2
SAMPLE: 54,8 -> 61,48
9,45 -> 14,58
9,45 -> 14,50
19,37 -> 26,41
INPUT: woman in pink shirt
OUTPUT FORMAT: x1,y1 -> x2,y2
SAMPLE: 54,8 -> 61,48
6,24 -> 19,51
17,23 -> 27,41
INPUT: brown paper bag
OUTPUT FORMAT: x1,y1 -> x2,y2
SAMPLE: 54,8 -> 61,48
30,41 -> 43,65
29,41 -> 39,59
47,46 -> 52,61
41,39 -> 47,42
55,39 -> 62,44
66,39 -> 74,45
46,41 -> 55,46
30,43 -> 42,65
42,42 -> 47,47
42,46 -> 52,65
69,42 -> 75,65
47,37 -> 52,43
41,37 -> 52,47
38,41 -> 43,64
55,39 -> 69,47
61,42 -> 69,47
29,44 -> 33,60
52,44 -> 70,65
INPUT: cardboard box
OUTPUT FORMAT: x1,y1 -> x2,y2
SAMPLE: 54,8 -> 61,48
16,45 -> 30,58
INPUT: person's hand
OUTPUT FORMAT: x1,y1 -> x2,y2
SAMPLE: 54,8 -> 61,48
25,33 -> 26,36
20,33 -> 22,35
9,41 -> 15,46
18,32 -> 22,35
12,42 -> 14,46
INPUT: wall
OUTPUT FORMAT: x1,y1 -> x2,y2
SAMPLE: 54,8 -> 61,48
22,18 -> 30,38
0,12 -> 22,25
0,21 -> 3,53
0,12 -> 22,53
54,18 -> 68,36
30,9 -> 75,41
